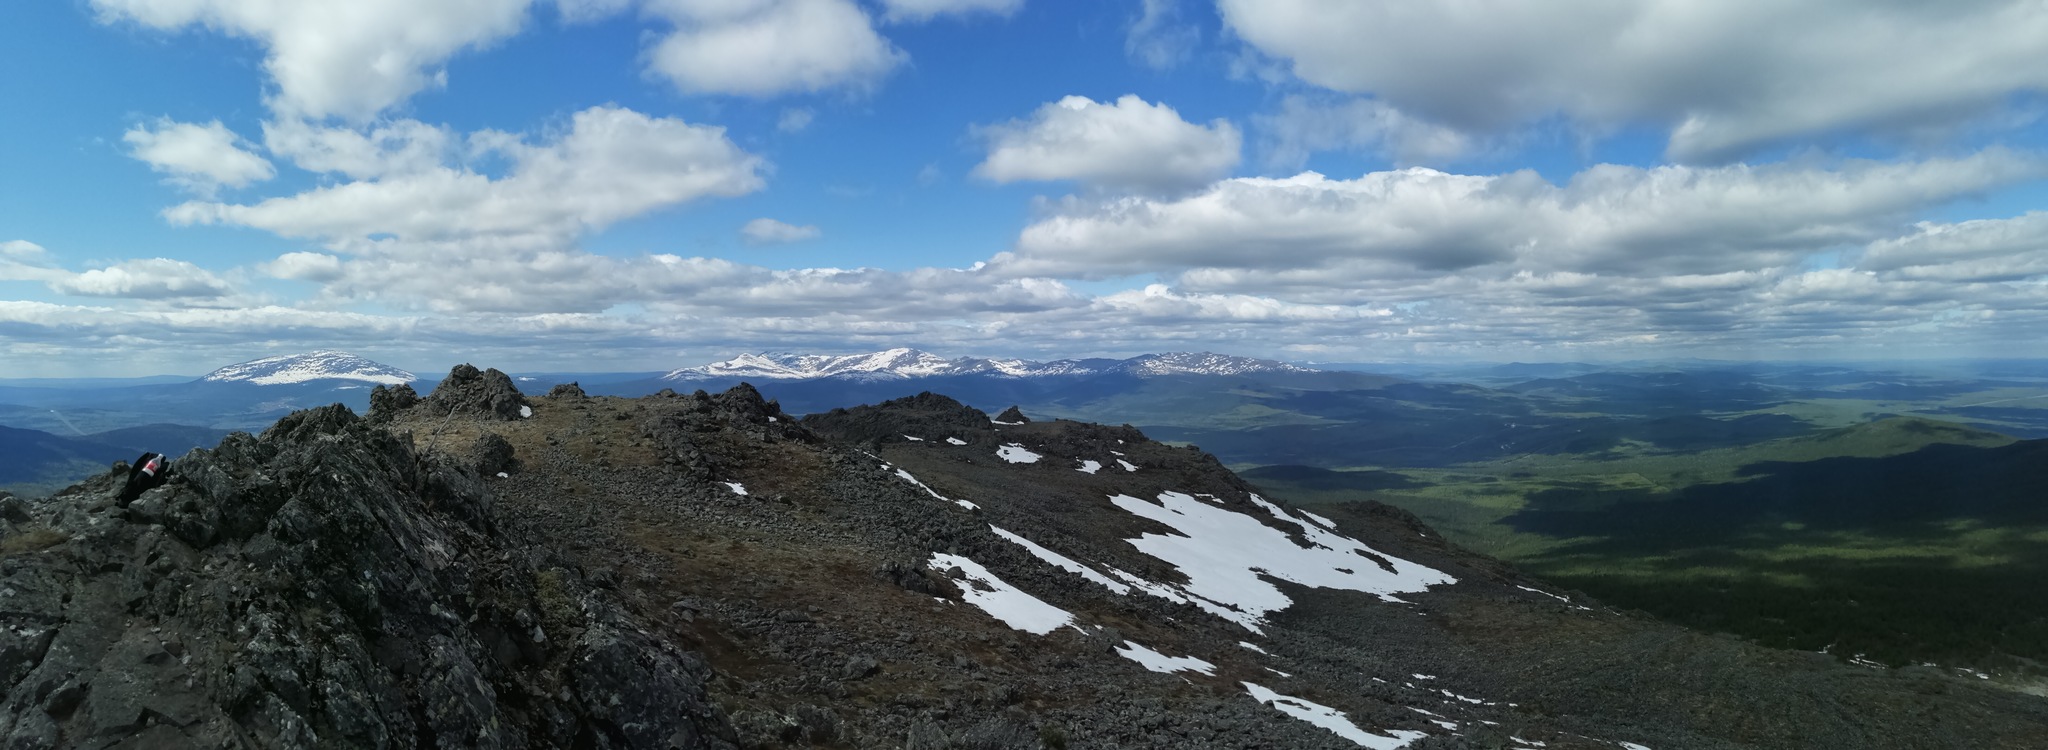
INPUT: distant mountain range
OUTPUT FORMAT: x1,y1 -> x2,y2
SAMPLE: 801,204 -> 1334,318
200,350 -> 417,386
661,348 -> 1315,382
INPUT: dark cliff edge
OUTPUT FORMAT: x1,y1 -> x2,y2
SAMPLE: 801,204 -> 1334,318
0,367 -> 2042,749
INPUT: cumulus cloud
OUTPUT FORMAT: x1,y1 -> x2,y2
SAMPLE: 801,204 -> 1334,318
1217,0 -> 2048,161
974,95 -> 1241,192
122,119 -> 275,196
49,258 -> 233,300
644,0 -> 905,97
92,0 -> 531,120
165,106 -> 765,242
262,119 -> 452,179
1126,0 -> 1199,70
995,150 -> 2048,281
741,218 -> 822,246
877,0 -> 1023,23
1256,95 -> 1474,168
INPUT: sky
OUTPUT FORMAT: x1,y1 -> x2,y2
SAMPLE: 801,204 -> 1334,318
3,0 -> 2048,377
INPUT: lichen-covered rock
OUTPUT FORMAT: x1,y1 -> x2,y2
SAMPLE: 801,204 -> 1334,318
546,382 -> 587,399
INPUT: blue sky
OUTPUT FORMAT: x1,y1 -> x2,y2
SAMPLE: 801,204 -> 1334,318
3,0 -> 2047,376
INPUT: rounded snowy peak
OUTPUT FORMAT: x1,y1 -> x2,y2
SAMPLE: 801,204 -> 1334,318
200,351 -> 416,386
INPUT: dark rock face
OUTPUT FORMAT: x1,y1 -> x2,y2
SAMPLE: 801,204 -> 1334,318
422,364 -> 531,421
995,405 -> 1029,423
546,382 -> 587,399
474,432 -> 519,476
366,383 -> 420,421
0,404 -> 735,749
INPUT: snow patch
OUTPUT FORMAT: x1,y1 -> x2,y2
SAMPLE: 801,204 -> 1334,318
990,526 -> 1130,594
1077,460 -> 1101,474
945,437 -> 967,445
1243,682 -> 1425,749
1116,641 -> 1216,675
1238,641 -> 1267,654
927,553 -> 1073,635
1107,491 -> 1456,631
1116,459 -> 1139,472
519,405 -> 533,418
724,482 -> 747,496
1301,510 -> 1336,529
997,444 -> 1041,464
893,468 -> 978,510
904,435 -> 925,441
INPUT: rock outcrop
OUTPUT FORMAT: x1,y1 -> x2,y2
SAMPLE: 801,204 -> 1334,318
0,403 -> 733,749
421,364 -> 530,421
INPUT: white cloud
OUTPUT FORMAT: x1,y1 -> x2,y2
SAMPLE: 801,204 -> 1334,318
777,107 -> 816,133
262,252 -> 347,282
555,0 -> 632,23
122,119 -> 275,196
994,150 -> 2048,281
644,0 -> 905,97
1216,0 -> 2048,161
741,218 -> 822,245
1859,213 -> 2048,283
0,242 -> 66,284
877,0 -> 1023,23
49,258 -> 233,300
0,241 -> 49,262
262,119 -> 452,179
974,95 -> 1241,192
166,105 -> 765,242
92,0 -> 532,120
1256,95 -> 1474,168
1126,0 -> 1199,70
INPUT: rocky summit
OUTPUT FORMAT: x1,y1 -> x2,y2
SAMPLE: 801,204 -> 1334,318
1,368 -> 2045,749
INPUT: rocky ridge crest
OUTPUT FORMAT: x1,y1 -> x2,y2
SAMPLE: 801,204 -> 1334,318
1,366 -> 2045,749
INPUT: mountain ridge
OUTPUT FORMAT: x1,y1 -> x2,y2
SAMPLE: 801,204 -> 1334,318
661,348 -> 1314,382
1,369 -> 2045,748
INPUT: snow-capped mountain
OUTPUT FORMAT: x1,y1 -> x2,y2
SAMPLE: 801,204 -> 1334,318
199,351 -> 416,386
662,349 -> 1313,381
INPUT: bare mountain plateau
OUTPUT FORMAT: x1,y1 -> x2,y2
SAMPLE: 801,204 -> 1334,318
0,365 -> 2042,749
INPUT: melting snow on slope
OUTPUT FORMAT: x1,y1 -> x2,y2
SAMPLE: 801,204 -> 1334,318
946,437 -> 967,445
997,444 -> 1041,463
927,553 -> 1073,635
724,482 -> 747,496
894,469 -> 978,510
1243,682 -> 1426,749
1078,460 -> 1101,474
1301,509 -> 1336,529
1116,459 -> 1138,472
1116,641 -> 1216,675
904,435 -> 925,441
1238,641 -> 1268,654
1108,492 -> 1456,631
990,526 -> 1131,594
